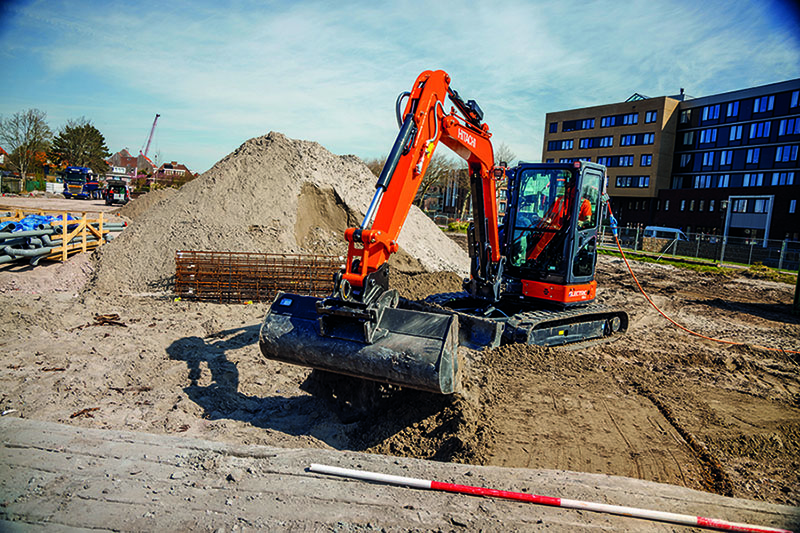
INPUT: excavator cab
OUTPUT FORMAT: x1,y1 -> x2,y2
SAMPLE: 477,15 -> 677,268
502,162 -> 605,306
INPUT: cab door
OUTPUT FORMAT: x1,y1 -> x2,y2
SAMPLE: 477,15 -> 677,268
567,164 -> 604,286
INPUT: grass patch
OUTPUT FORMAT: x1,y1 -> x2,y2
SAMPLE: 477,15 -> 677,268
599,248 -> 732,276
600,249 -> 798,284
446,221 -> 470,233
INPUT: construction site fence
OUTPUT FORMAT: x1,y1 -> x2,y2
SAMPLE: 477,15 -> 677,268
599,226 -> 800,272
1,206 -> 125,266
174,250 -> 343,304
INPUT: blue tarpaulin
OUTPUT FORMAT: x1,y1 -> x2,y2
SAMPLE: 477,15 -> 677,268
0,214 -> 77,233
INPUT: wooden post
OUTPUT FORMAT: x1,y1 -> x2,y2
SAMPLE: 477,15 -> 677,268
81,213 -> 87,253
61,212 -> 68,262
793,268 -> 799,316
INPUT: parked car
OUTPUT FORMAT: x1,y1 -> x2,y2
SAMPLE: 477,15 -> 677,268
643,226 -> 688,241
104,180 -> 131,205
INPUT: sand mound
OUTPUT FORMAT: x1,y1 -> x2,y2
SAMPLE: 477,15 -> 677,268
113,187 -> 177,222
90,132 -> 469,294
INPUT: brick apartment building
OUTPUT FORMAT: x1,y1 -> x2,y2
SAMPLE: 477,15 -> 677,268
542,79 -> 800,242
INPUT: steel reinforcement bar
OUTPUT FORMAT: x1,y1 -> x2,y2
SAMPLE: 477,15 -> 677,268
174,250 -> 342,303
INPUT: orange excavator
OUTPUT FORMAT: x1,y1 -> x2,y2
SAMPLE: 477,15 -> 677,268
259,70 -> 627,394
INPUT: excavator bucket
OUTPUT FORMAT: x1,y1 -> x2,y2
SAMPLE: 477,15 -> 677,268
259,292 -> 460,394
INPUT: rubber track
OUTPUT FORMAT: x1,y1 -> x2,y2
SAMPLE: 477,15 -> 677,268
422,292 -> 629,346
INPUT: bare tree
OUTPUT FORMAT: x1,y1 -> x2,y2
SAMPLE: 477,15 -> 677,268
456,143 -> 516,221
415,152 -> 458,208
362,157 -> 385,178
0,109 -> 52,181
493,142 -> 516,166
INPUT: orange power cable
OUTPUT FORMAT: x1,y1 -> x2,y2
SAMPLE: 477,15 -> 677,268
605,206 -> 800,356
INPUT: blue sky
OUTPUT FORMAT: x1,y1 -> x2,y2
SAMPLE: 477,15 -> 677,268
1,0 -> 799,173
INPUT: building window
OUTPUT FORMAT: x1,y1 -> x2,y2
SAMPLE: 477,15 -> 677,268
753,199 -> 768,213
792,91 -> 799,108
549,122 -> 558,133
732,199 -> 748,213
778,118 -> 799,135
622,113 -> 638,125
746,148 -> 760,164
694,175 -> 712,188
641,154 -> 652,166
775,145 -> 799,162
720,150 -> 732,165
620,134 -> 635,146
580,118 -> 595,129
702,104 -> 720,121
726,101 -> 739,117
619,155 -> 634,167
597,156 -> 611,166
683,131 -> 694,145
645,111 -> 657,123
709,199 -> 715,212
547,139 -> 574,151
689,200 -> 695,211
600,116 -> 616,128
699,129 -> 717,143
599,136 -> 613,147
559,158 -> 575,163
729,125 -> 743,141
680,109 -> 692,124
771,171 -> 795,185
702,152 -> 714,166
643,133 -> 654,144
665,200 -> 670,211
717,174 -> 730,187
680,200 -> 686,211
579,138 -> 590,149
628,176 -> 649,188
743,173 -> 764,186
791,199 -> 797,213
753,95 -> 775,113
546,158 -> 554,163
749,121 -> 771,139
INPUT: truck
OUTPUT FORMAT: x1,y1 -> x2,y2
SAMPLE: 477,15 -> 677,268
62,166 -> 101,200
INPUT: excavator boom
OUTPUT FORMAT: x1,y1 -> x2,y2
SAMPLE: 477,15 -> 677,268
260,70 -> 496,394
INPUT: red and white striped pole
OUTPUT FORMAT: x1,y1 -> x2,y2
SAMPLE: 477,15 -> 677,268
309,464 -> 794,533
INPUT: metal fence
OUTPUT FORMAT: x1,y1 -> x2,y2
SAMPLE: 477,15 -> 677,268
599,227 -> 800,272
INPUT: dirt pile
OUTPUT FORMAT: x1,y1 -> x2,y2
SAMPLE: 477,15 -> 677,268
113,187 -> 177,222
90,132 -> 468,295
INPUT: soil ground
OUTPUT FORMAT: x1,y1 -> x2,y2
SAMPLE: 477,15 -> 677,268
1,158 -> 799,531
0,225 -> 798,512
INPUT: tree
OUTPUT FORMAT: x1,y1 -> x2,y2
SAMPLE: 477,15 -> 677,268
0,108 -> 52,180
457,143 -> 516,221
362,157 -> 385,178
49,117 -> 111,174
415,153 -> 458,208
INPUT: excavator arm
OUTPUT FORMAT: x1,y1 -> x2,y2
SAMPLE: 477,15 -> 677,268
334,69 -> 501,305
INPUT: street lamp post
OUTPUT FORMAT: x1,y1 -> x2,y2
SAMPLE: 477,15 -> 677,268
719,199 -> 730,264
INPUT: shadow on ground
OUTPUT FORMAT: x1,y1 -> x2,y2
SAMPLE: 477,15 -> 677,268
166,324 -> 453,455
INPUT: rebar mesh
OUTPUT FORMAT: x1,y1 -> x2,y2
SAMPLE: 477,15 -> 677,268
174,250 -> 342,303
